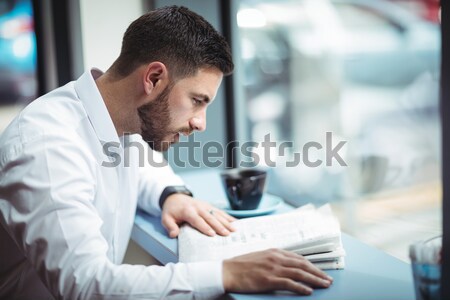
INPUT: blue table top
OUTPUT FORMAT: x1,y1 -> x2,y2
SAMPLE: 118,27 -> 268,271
132,169 -> 415,299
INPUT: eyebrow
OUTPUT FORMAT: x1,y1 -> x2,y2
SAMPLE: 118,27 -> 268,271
192,93 -> 211,104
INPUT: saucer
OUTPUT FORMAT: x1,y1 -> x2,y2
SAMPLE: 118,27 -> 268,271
222,194 -> 283,218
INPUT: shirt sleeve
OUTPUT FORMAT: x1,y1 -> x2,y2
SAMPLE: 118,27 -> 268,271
131,135 -> 186,216
0,133 -> 224,299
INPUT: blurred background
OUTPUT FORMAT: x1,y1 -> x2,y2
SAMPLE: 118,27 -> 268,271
0,0 -> 442,262
234,0 -> 441,262
0,0 -> 36,129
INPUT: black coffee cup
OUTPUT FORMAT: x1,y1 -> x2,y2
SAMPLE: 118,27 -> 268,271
220,168 -> 267,210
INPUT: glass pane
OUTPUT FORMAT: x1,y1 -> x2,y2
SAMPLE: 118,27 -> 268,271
0,0 -> 37,129
235,0 -> 441,261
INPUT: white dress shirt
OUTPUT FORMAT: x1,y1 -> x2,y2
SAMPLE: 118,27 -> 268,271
0,69 -> 224,299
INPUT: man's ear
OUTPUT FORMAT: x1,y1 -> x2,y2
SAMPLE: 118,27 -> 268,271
143,62 -> 168,95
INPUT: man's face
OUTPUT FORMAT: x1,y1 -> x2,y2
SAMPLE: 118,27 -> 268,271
138,67 -> 223,152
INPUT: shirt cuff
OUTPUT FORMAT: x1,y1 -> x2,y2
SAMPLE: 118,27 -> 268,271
150,176 -> 184,209
188,261 -> 225,300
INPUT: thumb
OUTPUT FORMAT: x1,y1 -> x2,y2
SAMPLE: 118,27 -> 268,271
162,214 -> 180,238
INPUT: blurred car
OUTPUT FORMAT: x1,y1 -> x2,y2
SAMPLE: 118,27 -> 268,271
0,0 -> 36,104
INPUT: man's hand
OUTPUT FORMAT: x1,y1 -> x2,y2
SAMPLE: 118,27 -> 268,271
223,249 -> 333,295
161,194 -> 236,238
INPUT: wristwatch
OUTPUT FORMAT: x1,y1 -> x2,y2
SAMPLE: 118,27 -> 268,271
159,185 -> 193,209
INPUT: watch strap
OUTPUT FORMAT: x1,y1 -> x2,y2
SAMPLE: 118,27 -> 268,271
159,185 -> 193,209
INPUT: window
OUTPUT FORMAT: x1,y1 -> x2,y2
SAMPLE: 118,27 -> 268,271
234,0 -> 441,261
0,0 -> 37,130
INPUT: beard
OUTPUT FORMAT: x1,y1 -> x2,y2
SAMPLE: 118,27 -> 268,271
138,85 -> 175,152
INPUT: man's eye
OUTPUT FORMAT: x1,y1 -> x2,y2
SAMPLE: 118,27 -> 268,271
192,98 -> 202,105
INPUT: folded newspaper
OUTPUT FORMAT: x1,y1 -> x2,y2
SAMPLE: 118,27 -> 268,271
178,204 -> 345,270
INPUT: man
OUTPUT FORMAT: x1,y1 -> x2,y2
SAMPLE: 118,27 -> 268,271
0,6 -> 332,299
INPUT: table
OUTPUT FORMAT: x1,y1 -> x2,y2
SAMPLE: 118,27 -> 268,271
132,169 -> 415,299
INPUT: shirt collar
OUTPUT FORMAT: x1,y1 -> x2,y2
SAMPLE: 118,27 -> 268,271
74,68 -> 121,147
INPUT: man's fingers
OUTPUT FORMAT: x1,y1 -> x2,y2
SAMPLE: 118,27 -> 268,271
269,278 -> 313,295
207,209 -> 237,233
264,250 -> 331,289
216,210 -> 237,222
278,267 -> 331,288
185,213 -> 216,236
199,210 -> 231,236
281,251 -> 333,282
214,213 -> 236,233
161,196 -> 236,237
161,215 -> 180,238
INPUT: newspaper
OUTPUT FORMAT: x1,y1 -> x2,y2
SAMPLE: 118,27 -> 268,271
178,204 -> 345,269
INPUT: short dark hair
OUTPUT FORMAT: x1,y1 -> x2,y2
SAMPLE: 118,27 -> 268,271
110,5 -> 234,80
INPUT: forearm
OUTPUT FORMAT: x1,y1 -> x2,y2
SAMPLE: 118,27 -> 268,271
56,259 -> 224,300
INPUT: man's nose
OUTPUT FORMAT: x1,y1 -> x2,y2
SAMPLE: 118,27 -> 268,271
189,110 -> 206,132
